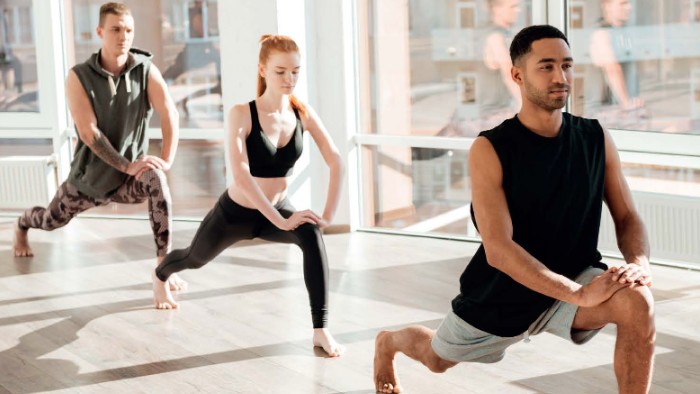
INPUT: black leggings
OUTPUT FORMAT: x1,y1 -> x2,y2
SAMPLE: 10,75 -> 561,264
155,191 -> 329,328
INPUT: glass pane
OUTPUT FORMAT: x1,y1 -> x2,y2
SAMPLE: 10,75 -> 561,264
360,145 -> 476,238
0,0 -> 39,112
359,0 -> 533,137
0,138 -> 52,157
65,0 -> 223,129
623,162 -> 700,197
570,0 -> 700,134
88,139 -> 227,217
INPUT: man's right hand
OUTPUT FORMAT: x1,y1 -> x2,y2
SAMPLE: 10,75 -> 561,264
573,268 -> 633,308
126,155 -> 171,179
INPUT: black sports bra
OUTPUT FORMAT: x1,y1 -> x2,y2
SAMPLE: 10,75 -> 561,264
246,100 -> 304,178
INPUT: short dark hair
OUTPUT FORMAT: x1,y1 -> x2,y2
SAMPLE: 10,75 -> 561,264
509,25 -> 569,65
99,2 -> 131,27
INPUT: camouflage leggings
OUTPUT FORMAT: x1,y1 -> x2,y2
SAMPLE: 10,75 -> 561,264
17,169 -> 172,257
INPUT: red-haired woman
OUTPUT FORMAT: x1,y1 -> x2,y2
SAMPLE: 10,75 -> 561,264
152,35 -> 345,357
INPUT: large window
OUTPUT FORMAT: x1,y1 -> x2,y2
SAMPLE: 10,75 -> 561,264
360,143 -> 476,237
358,0 -> 700,240
357,0 -> 534,237
0,0 -> 39,112
569,0 -> 700,135
361,0 -> 532,138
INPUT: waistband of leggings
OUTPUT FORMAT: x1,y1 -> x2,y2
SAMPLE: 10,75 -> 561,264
217,190 -> 289,215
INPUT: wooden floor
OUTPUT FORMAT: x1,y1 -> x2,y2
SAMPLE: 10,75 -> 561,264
1,216 -> 699,394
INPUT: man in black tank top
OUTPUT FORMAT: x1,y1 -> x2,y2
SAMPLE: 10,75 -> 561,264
375,25 -> 654,394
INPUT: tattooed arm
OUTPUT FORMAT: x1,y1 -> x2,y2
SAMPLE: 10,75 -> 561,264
66,70 -> 160,176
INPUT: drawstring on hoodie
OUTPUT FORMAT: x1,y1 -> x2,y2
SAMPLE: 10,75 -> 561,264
107,74 -> 117,96
101,53 -> 134,97
125,70 -> 131,93
103,71 -> 131,97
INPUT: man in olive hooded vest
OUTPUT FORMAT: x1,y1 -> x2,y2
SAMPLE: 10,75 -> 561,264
13,2 -> 186,291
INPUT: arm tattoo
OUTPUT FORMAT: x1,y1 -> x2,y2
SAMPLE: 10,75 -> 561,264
88,132 -> 131,172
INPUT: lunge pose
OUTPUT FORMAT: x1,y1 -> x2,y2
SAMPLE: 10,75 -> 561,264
12,2 -> 186,291
152,35 -> 345,357
374,25 -> 654,394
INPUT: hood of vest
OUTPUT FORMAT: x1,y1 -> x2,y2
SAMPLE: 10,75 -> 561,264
84,47 -> 153,97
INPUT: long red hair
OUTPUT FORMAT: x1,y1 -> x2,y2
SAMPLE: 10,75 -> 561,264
257,34 -> 306,116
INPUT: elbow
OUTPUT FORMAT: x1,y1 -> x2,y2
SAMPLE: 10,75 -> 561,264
79,128 -> 99,146
482,240 -> 509,270
170,106 -> 180,122
165,105 -> 180,126
329,152 -> 344,175
232,163 -> 251,182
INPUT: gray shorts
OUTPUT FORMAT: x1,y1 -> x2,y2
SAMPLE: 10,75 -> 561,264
431,266 -> 605,363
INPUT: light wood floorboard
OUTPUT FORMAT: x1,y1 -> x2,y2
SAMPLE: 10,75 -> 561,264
1,217 -> 699,393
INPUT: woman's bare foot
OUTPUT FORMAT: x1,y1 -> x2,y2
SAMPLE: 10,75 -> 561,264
155,256 -> 188,292
168,273 -> 188,292
13,220 -> 33,257
152,270 -> 179,309
374,331 -> 402,393
312,328 -> 345,357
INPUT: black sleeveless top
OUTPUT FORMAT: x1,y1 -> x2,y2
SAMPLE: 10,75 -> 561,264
452,113 -> 607,337
246,100 -> 304,178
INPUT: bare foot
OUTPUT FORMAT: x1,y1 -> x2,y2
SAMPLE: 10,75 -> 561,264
152,270 -> 179,310
374,331 -> 402,393
168,273 -> 188,292
312,328 -> 345,357
156,257 -> 188,292
13,220 -> 33,257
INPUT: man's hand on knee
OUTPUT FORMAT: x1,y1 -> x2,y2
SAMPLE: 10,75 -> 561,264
132,155 -> 172,179
610,264 -> 652,287
574,268 -> 633,307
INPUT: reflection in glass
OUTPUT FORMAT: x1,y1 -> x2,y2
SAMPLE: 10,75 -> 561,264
570,0 -> 700,134
361,0 -> 532,137
361,145 -> 475,237
66,0 -> 222,129
0,138 -> 52,157
0,0 -> 38,112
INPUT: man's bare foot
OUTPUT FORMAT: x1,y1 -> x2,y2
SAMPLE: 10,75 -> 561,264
374,331 -> 402,393
13,220 -> 33,257
168,273 -> 188,292
312,328 -> 345,357
152,270 -> 179,310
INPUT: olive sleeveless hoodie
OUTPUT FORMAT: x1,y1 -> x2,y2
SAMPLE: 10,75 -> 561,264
68,48 -> 153,198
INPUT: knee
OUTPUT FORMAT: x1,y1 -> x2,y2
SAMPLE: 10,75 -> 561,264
610,286 -> 655,330
296,222 -> 322,237
141,169 -> 168,187
142,169 -> 171,197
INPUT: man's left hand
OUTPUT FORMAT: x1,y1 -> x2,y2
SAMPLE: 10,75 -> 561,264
135,155 -> 172,179
611,263 -> 652,287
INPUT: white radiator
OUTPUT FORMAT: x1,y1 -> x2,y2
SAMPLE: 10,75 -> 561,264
599,191 -> 700,267
0,156 -> 58,209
